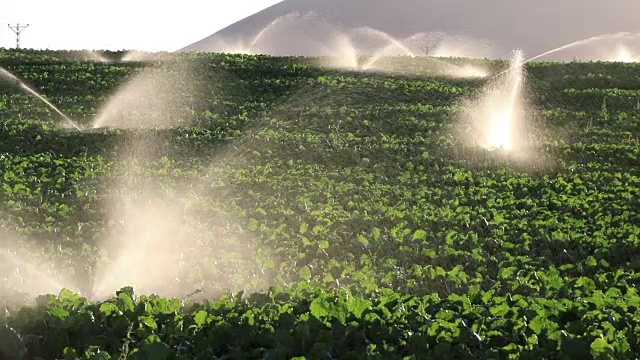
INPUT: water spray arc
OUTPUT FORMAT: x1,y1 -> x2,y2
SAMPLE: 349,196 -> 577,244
333,28 -> 490,77
0,67 -> 83,131
0,249 -> 74,296
0,226 -> 82,300
246,20 -> 281,53
490,32 -> 640,79
354,27 -> 417,70
523,32 -> 635,63
486,50 -> 524,151
200,12 -> 492,79
459,49 -> 528,155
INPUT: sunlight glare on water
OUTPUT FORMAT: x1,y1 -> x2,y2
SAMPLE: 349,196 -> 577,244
486,108 -> 515,151
480,50 -> 524,152
613,45 -> 634,62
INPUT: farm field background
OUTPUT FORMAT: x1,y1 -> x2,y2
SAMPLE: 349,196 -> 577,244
0,49 -> 639,359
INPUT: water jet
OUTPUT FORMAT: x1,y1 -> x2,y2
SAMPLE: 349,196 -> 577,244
193,12 -> 491,78
88,162 -> 268,300
242,12 -> 341,56
316,28 -> 491,78
77,51 -> 112,63
458,49 -> 529,154
0,229 -> 82,301
523,32 -> 637,63
0,251 -> 73,296
0,67 -> 83,131
491,32 -> 640,79
351,27 -> 417,70
91,59 -> 209,129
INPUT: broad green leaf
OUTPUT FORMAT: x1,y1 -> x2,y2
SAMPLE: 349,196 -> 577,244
357,235 -> 369,246
193,310 -> 208,327
58,288 -> 82,303
309,298 -> 331,319
139,316 -> 158,330
117,292 -> 136,313
348,298 -> 372,318
412,229 -> 427,241
590,338 -> 614,358
48,307 -> 70,320
499,267 -> 517,279
99,303 -> 121,317
299,266 -> 312,280
372,227 -> 381,241
529,316 -> 545,335
489,303 -> 509,317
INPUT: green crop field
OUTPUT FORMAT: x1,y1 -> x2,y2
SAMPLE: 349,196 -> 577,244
0,49 -> 639,359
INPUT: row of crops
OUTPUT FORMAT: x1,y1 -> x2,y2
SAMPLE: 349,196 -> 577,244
0,49 -> 639,358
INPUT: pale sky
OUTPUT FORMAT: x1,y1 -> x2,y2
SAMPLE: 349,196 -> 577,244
0,0 -> 284,51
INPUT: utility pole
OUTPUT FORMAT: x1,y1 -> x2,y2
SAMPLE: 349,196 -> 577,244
7,23 -> 29,49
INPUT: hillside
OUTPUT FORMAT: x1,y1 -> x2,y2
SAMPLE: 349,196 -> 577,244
182,0 -> 640,61
0,49 -> 639,358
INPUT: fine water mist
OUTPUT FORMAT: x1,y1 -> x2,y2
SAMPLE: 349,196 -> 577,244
201,12 -> 342,57
76,51 -> 112,63
88,77 -> 381,300
0,250 -> 72,296
0,227 -> 79,304
352,26 -> 417,69
2,54 -> 271,302
247,12 -> 341,55
200,11 -> 492,79
1,149 -> 271,303
457,49 -> 533,156
322,29 -> 491,78
418,33 -> 495,59
524,32 -> 637,63
89,183 -> 260,300
606,43 -> 638,62
121,51 -> 174,62
86,128 -> 272,300
91,59 -> 209,129
0,67 -> 83,131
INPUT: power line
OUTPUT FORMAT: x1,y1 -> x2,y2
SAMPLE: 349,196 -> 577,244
7,23 -> 29,49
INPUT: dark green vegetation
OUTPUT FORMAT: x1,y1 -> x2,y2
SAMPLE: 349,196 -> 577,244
0,48 -> 639,359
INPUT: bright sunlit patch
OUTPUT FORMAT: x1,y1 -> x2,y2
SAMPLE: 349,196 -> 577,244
614,45 -> 634,63
457,49 -> 529,156
479,50 -> 524,153
486,108 -> 514,151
